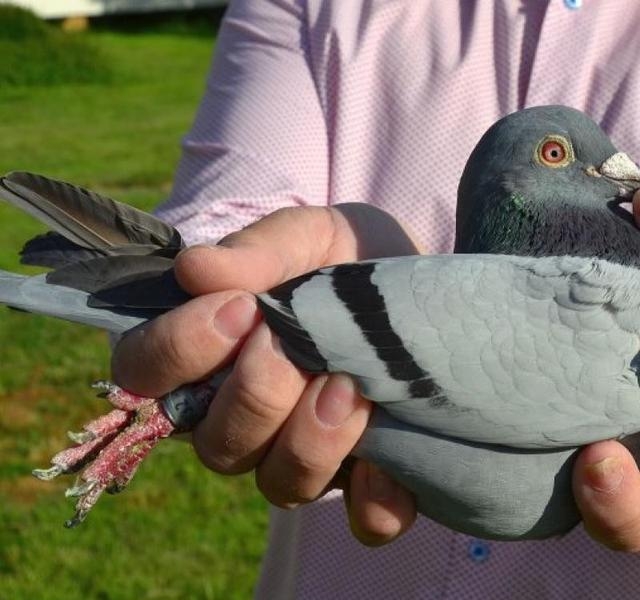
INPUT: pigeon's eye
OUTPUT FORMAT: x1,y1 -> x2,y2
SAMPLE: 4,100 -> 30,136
535,135 -> 574,168
541,141 -> 565,162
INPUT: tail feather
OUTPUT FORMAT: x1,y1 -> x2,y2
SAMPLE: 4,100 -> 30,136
0,171 -> 183,254
0,269 -> 148,334
0,172 -> 185,335
20,231 -> 105,269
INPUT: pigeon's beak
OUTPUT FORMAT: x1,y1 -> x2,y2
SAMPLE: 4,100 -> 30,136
596,152 -> 640,198
592,152 -> 640,227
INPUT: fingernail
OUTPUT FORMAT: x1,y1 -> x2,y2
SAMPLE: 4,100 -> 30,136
214,295 -> 257,339
584,457 -> 624,493
367,463 -> 396,501
314,374 -> 358,427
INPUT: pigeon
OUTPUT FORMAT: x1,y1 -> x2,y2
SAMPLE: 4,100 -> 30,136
1,105 -> 640,540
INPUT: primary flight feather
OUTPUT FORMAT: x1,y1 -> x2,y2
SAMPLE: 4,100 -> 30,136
2,105 -> 640,539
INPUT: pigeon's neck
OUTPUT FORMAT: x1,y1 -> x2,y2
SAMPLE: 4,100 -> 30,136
457,199 -> 640,268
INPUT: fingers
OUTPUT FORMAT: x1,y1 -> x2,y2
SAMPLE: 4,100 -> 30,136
345,460 -> 417,546
192,323 -> 309,474
255,374 -> 370,506
573,439 -> 640,552
111,291 -> 259,397
175,204 -> 421,296
193,325 -> 371,501
193,325 -> 415,545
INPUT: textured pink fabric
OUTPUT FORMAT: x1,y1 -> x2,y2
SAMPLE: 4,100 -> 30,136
156,1 -> 640,598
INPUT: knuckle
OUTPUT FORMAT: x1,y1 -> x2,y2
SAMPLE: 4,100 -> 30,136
193,426 -> 254,475
284,444 -> 335,479
267,205 -> 325,229
197,449 -> 248,476
255,469 -> 317,507
587,518 -> 640,552
232,372 -> 292,424
608,539 -> 640,553
230,340 -> 301,422
150,309 -> 215,381
256,445 -> 337,506
152,322 -> 197,378
323,206 -> 344,260
217,228 -> 246,248
254,470 -> 292,507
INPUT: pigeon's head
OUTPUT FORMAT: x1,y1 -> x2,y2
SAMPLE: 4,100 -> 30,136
455,105 -> 640,264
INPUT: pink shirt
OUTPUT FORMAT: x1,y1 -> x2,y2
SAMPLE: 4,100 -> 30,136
157,1 -> 640,597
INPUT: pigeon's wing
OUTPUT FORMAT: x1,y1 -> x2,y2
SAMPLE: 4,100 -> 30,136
355,410 -> 581,540
47,255 -> 191,310
0,270 -> 149,334
259,254 -> 640,449
0,172 -> 183,267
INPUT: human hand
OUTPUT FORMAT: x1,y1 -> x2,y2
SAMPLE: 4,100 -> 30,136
573,190 -> 640,552
573,439 -> 640,551
111,204 -> 421,545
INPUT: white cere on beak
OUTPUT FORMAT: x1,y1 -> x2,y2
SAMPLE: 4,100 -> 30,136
599,152 -> 640,198
600,152 -> 640,181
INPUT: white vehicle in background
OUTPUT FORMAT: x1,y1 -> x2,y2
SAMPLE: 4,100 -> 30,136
9,0 -> 226,19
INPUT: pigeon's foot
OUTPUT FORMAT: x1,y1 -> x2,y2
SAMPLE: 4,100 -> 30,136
33,381 -> 175,528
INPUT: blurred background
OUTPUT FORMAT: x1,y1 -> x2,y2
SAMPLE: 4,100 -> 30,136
0,2 -> 269,598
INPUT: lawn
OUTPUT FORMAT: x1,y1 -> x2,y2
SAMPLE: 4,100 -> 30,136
0,11 -> 269,599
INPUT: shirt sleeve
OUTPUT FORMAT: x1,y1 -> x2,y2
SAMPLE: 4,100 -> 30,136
154,0 -> 329,245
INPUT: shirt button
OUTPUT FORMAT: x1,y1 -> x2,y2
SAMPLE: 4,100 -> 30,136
468,539 -> 491,563
564,0 -> 582,9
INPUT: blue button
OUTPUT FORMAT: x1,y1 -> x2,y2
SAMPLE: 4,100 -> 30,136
468,539 -> 491,563
564,0 -> 582,9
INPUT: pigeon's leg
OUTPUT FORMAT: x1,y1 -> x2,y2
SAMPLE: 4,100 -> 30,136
62,399 -> 174,528
32,382 -> 156,481
32,377 -> 221,527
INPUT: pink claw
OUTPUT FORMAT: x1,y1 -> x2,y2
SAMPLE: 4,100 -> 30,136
33,373 -> 224,527
33,383 -> 176,528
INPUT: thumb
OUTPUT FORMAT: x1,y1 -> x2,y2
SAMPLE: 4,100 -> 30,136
175,206 -> 339,296
573,439 -> 640,551
174,204 -> 421,296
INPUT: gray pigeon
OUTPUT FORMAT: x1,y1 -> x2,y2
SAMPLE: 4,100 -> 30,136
1,105 -> 640,539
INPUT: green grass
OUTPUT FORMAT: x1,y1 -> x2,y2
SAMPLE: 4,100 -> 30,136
0,13 -> 269,600
0,5 -> 111,85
